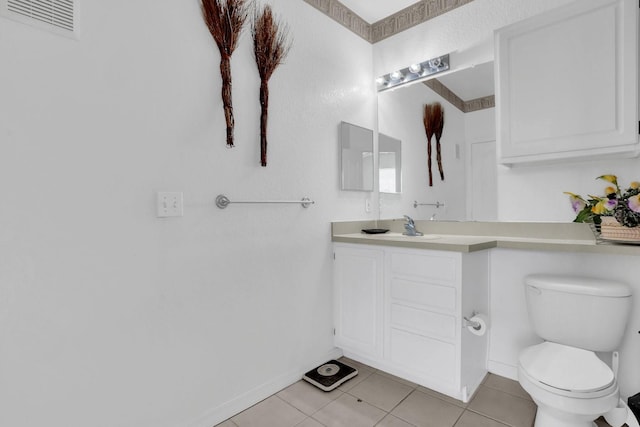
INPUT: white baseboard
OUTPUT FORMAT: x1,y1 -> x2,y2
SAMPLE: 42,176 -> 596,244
487,359 -> 518,381
185,347 -> 343,427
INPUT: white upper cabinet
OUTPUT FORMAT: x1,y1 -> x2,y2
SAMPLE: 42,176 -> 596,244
495,0 -> 639,165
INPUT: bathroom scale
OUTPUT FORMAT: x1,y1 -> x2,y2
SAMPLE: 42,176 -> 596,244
302,360 -> 358,391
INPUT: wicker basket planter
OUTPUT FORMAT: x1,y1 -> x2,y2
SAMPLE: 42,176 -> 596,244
600,216 -> 640,241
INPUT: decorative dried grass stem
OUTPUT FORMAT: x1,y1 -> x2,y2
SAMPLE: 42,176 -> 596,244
252,5 -> 292,167
431,102 -> 445,181
201,0 -> 249,148
259,79 -> 269,165
423,104 -> 434,187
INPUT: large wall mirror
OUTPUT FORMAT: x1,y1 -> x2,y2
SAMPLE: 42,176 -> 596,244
340,121 -> 374,191
377,60 -> 496,219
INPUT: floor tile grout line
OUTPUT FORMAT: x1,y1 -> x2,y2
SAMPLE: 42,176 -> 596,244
344,375 -> 419,414
382,388 -> 426,427
482,374 -> 534,401
451,408 -> 466,427
455,409 -> 513,427
273,393 -> 317,426
368,387 -> 418,424
413,386 -> 468,409
464,406 -> 518,427
480,384 -> 534,402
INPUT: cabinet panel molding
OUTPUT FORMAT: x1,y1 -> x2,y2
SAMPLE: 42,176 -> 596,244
389,328 -> 457,382
390,278 -> 457,312
496,0 -> 639,165
389,251 -> 458,283
390,303 -> 457,340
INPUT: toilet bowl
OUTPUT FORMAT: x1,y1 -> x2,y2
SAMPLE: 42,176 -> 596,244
519,342 -> 619,427
517,274 -> 633,427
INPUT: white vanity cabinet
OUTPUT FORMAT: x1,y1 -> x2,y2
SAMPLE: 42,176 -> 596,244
333,245 -> 384,360
496,0 -> 639,165
333,243 -> 489,402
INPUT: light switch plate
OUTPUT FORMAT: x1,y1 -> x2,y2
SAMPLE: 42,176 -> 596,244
157,192 -> 183,217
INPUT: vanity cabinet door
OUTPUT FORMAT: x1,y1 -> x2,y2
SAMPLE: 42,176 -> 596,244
385,249 -> 460,387
496,0 -> 638,165
333,244 -> 384,359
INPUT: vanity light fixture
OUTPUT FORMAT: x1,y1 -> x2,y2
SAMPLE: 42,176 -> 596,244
376,54 -> 449,92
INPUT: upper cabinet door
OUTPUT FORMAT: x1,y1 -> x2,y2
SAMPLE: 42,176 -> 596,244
495,0 -> 638,165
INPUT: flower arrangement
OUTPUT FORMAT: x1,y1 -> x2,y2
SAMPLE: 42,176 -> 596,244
565,175 -> 640,227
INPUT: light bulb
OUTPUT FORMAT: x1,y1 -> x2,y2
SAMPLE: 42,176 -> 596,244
428,58 -> 442,69
408,63 -> 422,74
390,71 -> 403,81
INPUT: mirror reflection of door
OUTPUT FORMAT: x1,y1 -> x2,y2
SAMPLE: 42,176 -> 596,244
379,152 -> 397,193
469,140 -> 497,221
379,133 -> 401,194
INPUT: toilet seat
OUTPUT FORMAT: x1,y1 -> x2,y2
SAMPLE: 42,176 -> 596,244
519,342 -> 615,396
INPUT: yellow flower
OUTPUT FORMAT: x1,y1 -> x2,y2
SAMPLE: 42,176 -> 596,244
598,175 -> 618,185
631,181 -> 640,189
591,198 -> 616,214
605,186 -> 616,195
563,191 -> 582,198
591,201 -> 607,215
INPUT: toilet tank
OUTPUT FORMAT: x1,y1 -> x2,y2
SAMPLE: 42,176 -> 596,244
524,274 -> 632,352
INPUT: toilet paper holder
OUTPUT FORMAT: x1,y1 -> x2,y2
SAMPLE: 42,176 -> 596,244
464,315 -> 482,330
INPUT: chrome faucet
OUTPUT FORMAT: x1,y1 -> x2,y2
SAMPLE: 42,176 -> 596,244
403,215 -> 423,236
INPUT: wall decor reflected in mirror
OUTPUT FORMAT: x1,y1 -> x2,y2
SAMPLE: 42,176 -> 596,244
340,121 -> 374,191
377,59 -> 496,220
379,133 -> 401,193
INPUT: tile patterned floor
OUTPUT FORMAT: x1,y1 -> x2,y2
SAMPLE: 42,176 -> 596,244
215,357 -> 540,427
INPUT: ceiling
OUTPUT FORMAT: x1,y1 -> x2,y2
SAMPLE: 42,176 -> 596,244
338,0 -> 417,23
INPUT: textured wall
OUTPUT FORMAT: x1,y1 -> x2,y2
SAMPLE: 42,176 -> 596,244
0,1 -> 375,426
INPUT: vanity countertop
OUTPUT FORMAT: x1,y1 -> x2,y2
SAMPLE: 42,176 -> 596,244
332,220 -> 640,255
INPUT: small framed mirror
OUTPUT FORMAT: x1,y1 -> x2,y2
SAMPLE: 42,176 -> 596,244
340,121 -> 374,191
379,133 -> 401,193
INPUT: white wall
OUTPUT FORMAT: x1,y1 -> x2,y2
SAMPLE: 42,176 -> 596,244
378,83 -> 467,220
0,1 -> 376,426
497,159 -> 640,222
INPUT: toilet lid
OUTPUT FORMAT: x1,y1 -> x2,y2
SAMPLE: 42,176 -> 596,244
519,342 -> 614,393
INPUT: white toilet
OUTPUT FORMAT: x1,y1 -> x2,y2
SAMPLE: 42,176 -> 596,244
518,274 -> 632,427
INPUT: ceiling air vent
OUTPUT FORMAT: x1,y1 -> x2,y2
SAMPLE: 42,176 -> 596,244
1,0 -> 76,37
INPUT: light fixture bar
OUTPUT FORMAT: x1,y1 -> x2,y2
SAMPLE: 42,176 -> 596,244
376,54 -> 450,92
